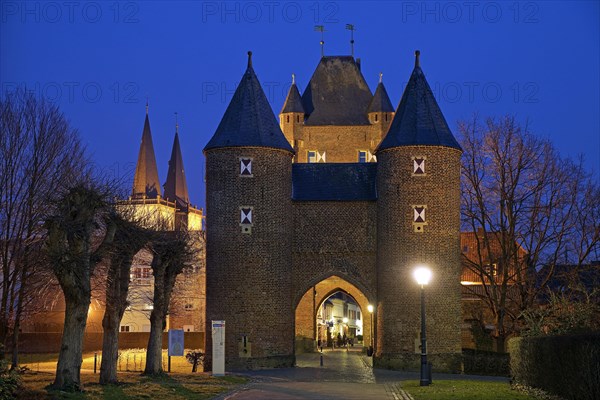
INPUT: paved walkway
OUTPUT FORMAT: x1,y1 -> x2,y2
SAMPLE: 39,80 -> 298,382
213,348 -> 508,399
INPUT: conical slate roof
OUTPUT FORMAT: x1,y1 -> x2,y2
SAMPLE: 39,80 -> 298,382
301,56 -> 373,126
132,110 -> 161,198
163,130 -> 190,209
377,51 -> 461,151
281,80 -> 305,114
204,52 -> 293,152
367,81 -> 394,113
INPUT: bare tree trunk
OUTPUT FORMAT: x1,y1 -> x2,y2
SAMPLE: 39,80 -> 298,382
144,307 -> 167,374
10,264 -> 27,370
52,296 -> 90,390
99,305 -> 121,384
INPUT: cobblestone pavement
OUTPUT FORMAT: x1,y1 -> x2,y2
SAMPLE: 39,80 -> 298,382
213,348 -> 508,399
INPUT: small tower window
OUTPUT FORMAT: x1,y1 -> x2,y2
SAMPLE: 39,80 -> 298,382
296,115 -> 300,123
412,205 -> 427,233
240,158 -> 253,177
412,156 -> 426,176
240,206 -> 253,234
286,115 -> 290,123
375,114 -> 378,122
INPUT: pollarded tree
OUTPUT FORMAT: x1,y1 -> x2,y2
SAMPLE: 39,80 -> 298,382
143,229 -> 199,375
46,184 -> 116,391
99,214 -> 153,384
459,115 -> 595,352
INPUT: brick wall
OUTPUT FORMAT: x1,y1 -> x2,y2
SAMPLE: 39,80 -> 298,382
204,147 -> 295,370
375,145 -> 463,372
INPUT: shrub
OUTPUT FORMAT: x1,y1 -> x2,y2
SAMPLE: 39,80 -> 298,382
186,350 -> 204,373
0,359 -> 22,400
509,334 -> 600,400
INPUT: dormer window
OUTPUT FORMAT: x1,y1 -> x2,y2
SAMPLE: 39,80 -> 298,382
308,150 -> 326,163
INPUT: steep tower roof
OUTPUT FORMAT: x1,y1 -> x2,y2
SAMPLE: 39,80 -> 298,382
163,126 -> 190,209
301,56 -> 373,125
280,75 -> 305,114
367,75 -> 394,113
377,51 -> 461,151
204,52 -> 294,152
132,106 -> 161,198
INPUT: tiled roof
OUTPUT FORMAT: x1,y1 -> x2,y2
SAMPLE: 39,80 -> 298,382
301,56 -> 373,126
281,83 -> 305,114
367,81 -> 394,113
377,51 -> 461,151
292,163 -> 377,201
204,52 -> 294,152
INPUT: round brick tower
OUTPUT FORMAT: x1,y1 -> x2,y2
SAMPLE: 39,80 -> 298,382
375,51 -> 463,372
203,52 -> 295,370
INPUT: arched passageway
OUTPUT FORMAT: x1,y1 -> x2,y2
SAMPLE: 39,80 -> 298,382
294,275 -> 374,354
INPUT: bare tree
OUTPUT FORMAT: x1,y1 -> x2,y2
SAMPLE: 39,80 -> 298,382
99,214 -> 152,384
45,184 -> 116,391
0,89 -> 86,368
459,115 -> 595,352
144,229 -> 198,375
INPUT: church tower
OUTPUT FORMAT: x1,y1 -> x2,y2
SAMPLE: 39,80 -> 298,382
204,52 -> 295,369
279,74 -> 305,148
375,51 -> 463,371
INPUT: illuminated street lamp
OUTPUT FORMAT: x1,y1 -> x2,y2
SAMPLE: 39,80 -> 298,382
413,266 -> 432,386
367,304 -> 374,356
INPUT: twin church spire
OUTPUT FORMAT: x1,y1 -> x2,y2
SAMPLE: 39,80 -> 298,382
132,104 -> 190,208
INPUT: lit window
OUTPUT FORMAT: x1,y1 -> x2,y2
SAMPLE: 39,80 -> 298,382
484,263 -> 498,276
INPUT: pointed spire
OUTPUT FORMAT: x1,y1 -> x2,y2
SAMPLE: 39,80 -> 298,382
204,52 -> 294,152
367,76 -> 394,113
377,50 -> 461,151
281,74 -> 305,114
132,108 -> 161,199
163,126 -> 190,209
145,97 -> 149,115
247,50 -> 253,68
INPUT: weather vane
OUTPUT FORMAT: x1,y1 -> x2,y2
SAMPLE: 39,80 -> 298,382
345,24 -> 356,57
174,112 -> 179,133
314,25 -> 325,57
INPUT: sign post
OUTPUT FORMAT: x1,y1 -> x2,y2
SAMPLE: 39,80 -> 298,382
168,329 -> 184,372
212,320 -> 225,376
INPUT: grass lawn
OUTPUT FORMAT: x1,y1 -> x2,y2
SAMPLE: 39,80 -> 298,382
403,380 -> 539,400
18,370 -> 248,400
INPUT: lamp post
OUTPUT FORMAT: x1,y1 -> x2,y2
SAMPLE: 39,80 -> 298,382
414,266 -> 432,387
367,304 -> 374,356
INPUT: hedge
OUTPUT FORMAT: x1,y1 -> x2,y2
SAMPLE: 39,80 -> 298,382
462,348 -> 509,376
508,334 -> 600,400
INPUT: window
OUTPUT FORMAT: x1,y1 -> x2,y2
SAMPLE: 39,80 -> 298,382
463,245 -> 469,253
412,205 -> 427,233
307,150 -> 326,163
286,115 -> 289,123
240,158 -> 253,177
240,207 -> 253,225
375,114 -> 378,122
131,267 -> 152,284
357,311 -> 361,320
412,156 -> 426,175
184,303 -> 194,310
120,325 -> 130,332
296,115 -> 300,123
484,263 -> 498,276
358,150 -> 368,163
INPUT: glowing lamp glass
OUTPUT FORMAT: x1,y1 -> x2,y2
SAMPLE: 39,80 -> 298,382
367,304 -> 374,313
414,267 -> 432,286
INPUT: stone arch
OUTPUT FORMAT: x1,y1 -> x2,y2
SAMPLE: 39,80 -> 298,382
294,275 -> 376,354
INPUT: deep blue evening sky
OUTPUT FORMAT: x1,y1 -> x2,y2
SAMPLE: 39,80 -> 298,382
2,1 -> 599,208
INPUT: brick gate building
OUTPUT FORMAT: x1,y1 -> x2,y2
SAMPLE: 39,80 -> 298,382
204,50 -> 463,372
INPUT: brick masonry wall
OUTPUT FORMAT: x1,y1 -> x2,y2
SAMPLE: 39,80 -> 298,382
280,117 -> 391,163
204,147 -> 295,370
375,145 -> 463,372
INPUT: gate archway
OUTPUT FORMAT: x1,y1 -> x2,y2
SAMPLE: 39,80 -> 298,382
294,275 -> 375,354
